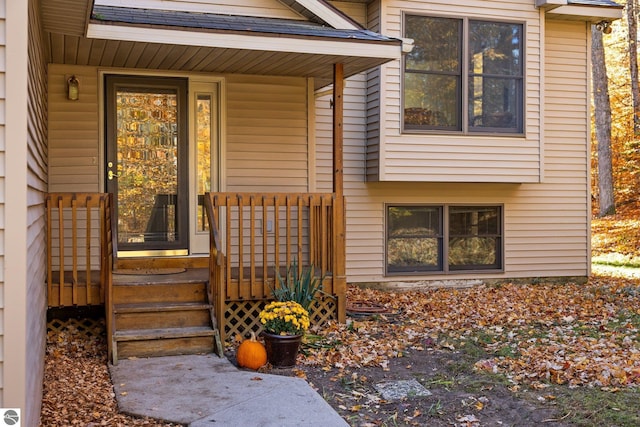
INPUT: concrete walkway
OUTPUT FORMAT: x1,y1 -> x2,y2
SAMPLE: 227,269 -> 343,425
109,354 -> 348,426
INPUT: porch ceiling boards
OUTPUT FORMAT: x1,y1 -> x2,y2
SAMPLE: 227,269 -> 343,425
40,1 -> 403,89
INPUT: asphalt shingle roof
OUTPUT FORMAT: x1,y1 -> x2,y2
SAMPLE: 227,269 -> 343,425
91,5 -> 398,43
567,0 -> 623,8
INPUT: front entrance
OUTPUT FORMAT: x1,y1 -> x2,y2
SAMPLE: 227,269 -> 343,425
106,75 -> 189,255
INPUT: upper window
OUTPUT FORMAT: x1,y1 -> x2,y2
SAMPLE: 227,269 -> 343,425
404,15 -> 523,134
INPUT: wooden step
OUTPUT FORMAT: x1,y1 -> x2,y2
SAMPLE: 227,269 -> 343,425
114,302 -> 213,330
112,281 -> 207,305
113,326 -> 216,341
115,256 -> 208,270
108,266 -> 221,363
112,327 -> 216,362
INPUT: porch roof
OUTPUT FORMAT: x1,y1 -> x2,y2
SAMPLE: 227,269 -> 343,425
41,1 -> 405,90
537,0 -> 623,21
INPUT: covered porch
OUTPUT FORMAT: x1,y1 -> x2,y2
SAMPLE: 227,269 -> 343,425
41,0 -> 404,361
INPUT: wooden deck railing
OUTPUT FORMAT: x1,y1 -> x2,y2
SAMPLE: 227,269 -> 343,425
203,192 -> 346,342
46,193 -> 114,307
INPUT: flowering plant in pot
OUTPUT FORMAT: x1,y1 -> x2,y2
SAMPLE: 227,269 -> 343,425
260,259 -> 328,367
259,300 -> 310,367
259,300 -> 310,336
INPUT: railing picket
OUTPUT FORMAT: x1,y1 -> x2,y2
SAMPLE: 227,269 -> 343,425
274,195 -> 280,278
46,196 -> 53,306
86,196 -> 93,304
309,195 -> 316,269
57,196 -> 65,306
237,195 -> 244,299
225,195 -> 232,300
71,196 -> 79,305
321,195 -> 329,275
249,195 -> 256,299
285,195 -> 292,267
297,196 -> 303,270
262,197 -> 268,298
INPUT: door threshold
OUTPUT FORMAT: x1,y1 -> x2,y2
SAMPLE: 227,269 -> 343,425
118,250 -> 189,258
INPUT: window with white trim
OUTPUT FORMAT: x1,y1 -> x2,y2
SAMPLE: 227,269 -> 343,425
386,205 -> 503,274
403,15 -> 523,134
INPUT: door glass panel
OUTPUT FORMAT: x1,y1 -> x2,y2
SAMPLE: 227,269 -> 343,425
196,94 -> 212,232
115,88 -> 179,245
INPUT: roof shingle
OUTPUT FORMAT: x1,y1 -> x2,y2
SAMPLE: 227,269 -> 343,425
91,5 -> 398,43
567,0 -> 623,8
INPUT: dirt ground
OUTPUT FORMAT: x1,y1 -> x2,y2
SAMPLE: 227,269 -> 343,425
227,336 -> 570,427
42,318 -> 572,427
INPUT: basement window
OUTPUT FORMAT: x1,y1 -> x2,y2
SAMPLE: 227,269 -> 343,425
386,205 -> 503,274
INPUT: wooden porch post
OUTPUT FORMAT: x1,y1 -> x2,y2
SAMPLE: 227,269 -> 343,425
333,63 -> 347,322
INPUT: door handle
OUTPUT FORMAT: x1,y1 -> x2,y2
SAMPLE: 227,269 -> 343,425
107,161 -> 120,180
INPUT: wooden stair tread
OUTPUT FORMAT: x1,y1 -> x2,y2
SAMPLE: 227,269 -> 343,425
113,326 -> 216,342
112,267 -> 208,285
114,302 -> 212,313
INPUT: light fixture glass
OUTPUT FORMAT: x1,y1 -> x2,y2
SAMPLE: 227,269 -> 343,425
67,75 -> 79,101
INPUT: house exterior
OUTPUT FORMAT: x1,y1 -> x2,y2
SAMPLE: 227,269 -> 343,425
1,0 -> 622,425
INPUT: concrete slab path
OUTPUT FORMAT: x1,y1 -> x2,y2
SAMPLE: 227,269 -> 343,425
110,354 -> 348,427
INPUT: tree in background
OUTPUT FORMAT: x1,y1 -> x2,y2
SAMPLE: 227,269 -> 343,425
627,0 -> 640,136
590,2 -> 640,216
592,24 -> 616,216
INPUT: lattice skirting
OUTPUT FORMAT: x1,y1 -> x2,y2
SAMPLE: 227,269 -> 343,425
224,296 -> 337,340
47,317 -> 106,338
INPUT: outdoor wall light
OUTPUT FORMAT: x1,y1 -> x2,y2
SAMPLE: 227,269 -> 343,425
67,75 -> 79,101
596,20 -> 612,34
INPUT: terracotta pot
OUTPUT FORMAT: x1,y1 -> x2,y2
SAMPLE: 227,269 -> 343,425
262,332 -> 302,367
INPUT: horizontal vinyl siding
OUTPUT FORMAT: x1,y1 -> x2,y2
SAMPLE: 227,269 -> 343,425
48,64 -> 100,192
365,1 -> 382,180
370,0 -> 542,183
329,1 -> 366,26
315,16 -> 590,283
0,0 -> 5,408
315,74 -> 368,193
25,0 -> 48,425
47,69 -> 311,194
222,75 -> 310,192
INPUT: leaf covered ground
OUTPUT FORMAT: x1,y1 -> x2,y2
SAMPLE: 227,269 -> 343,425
280,277 -> 640,426
41,209 -> 640,426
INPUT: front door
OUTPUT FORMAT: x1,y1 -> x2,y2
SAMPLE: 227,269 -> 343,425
105,75 -> 189,255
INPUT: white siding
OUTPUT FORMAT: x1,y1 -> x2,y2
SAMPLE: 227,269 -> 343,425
95,0 -> 305,20
0,0 -> 5,410
3,0 -> 48,424
367,0 -> 542,183
25,0 -> 48,424
315,15 -> 591,283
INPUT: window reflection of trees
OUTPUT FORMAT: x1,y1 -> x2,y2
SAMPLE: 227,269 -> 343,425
116,91 -> 179,243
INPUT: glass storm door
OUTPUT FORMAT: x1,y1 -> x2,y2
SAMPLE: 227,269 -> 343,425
106,76 -> 189,255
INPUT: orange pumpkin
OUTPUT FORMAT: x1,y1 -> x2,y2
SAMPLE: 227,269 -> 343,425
236,331 -> 267,370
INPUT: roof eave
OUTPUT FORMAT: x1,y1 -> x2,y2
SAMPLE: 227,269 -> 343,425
86,21 -> 401,60
537,0 -> 624,21
546,5 -> 623,21
85,21 -> 403,87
